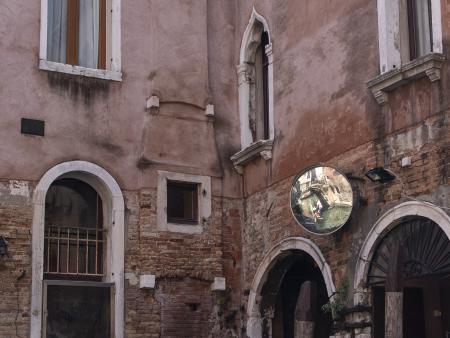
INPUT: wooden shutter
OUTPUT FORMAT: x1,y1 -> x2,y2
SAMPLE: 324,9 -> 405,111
66,0 -> 80,66
98,0 -> 107,69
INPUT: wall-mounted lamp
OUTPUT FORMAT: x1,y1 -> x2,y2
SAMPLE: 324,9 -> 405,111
365,167 -> 396,183
0,236 -> 8,258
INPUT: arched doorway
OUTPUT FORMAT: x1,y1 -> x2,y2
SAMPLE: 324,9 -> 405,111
354,201 -> 450,338
246,237 -> 336,338
262,251 -> 333,338
369,216 -> 450,337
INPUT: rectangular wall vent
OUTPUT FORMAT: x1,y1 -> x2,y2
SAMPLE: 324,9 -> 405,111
21,118 -> 45,136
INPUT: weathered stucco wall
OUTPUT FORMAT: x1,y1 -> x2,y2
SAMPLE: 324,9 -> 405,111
0,0 -> 450,337
0,0 -> 240,196
0,0 -> 243,337
236,1 -> 450,337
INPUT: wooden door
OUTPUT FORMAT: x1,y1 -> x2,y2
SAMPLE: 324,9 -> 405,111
403,288 -> 425,338
440,275 -> 450,337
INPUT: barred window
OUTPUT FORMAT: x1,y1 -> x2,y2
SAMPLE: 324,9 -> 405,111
44,178 -> 105,280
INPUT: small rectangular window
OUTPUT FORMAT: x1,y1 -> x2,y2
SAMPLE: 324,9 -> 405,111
167,181 -> 199,224
47,0 -> 107,69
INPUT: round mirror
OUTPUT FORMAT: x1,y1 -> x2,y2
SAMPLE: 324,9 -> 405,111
290,166 -> 353,235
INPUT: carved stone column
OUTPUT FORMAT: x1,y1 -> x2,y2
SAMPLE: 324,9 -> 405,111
294,281 -> 317,338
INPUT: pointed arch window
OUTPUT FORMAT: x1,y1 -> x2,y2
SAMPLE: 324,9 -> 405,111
251,29 -> 270,142
232,10 -> 274,172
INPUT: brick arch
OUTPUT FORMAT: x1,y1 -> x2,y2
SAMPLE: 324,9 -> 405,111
246,237 -> 336,338
30,160 -> 125,338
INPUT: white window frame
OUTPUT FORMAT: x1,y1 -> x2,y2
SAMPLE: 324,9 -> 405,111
39,0 -> 122,81
377,0 -> 443,73
157,171 -> 211,234
30,161 -> 125,338
237,7 -> 274,150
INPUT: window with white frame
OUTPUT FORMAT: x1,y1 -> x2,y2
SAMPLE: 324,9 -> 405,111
43,178 -> 113,338
157,171 -> 211,234
377,0 -> 442,73
39,0 -> 121,81
231,9 -> 274,171
237,8 -> 274,150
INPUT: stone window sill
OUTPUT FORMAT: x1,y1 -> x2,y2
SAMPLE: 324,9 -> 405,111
39,59 -> 122,82
367,53 -> 446,105
230,139 -> 273,173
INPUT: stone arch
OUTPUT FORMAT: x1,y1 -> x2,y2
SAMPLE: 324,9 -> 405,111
353,200 -> 450,304
237,7 -> 274,149
246,237 -> 336,338
30,160 -> 125,338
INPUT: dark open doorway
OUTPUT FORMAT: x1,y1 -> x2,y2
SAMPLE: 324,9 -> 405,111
260,250 -> 332,338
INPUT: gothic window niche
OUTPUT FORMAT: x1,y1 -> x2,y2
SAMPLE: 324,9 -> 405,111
231,9 -> 274,173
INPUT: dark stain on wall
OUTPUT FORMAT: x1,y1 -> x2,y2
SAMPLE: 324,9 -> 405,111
92,139 -> 125,157
46,71 -> 111,106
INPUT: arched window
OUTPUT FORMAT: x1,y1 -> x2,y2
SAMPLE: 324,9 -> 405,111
43,178 -> 111,338
233,9 -> 274,170
44,178 -> 105,279
250,28 -> 270,142
30,161 -> 125,338
238,11 -> 273,147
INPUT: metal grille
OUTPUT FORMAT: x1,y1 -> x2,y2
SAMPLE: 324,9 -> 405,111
44,225 -> 105,277
368,217 -> 450,286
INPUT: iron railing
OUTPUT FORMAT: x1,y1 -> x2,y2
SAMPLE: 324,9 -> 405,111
44,225 -> 105,277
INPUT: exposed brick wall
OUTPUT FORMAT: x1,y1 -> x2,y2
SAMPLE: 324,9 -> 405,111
155,278 -> 212,338
240,109 -> 450,333
125,283 -> 161,338
0,179 -> 244,337
122,190 -> 243,337
0,181 -> 33,338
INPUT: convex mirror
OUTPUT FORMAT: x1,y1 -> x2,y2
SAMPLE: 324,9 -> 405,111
290,166 -> 353,235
